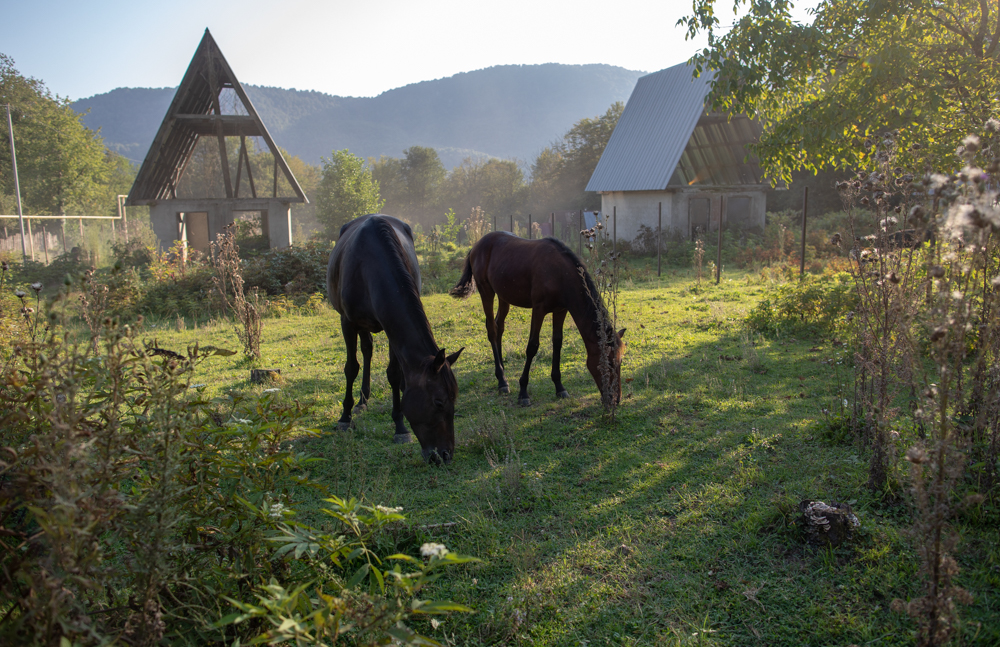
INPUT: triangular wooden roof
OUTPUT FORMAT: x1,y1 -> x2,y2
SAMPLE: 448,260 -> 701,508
126,29 -> 307,205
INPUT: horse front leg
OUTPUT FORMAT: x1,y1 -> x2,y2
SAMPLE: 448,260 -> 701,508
480,289 -> 509,394
551,309 -> 569,398
339,317 -> 360,430
517,307 -> 546,407
386,347 -> 410,443
356,330 -> 373,413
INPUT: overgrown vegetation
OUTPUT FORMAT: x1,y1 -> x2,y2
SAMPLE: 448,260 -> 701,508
0,273 -> 474,645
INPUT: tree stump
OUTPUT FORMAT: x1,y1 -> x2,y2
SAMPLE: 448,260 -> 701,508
250,369 -> 281,384
798,500 -> 860,547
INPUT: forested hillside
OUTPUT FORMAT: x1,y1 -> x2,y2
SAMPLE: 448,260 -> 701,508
73,64 -> 644,170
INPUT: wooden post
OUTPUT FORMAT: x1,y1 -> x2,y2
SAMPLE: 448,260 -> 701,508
657,201 -> 662,277
578,210 -> 583,256
27,217 -> 34,261
800,186 -> 809,280
613,206 -> 617,254
61,219 -> 67,254
528,214 -> 532,239
550,212 -> 555,240
42,226 -> 49,264
510,214 -> 513,233
716,196 -> 725,285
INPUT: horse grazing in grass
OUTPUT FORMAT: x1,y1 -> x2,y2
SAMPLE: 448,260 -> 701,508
328,214 -> 463,464
450,232 -> 625,407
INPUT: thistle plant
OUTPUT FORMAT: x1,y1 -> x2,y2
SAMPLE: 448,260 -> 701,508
840,124 -> 1000,645
211,224 -> 263,359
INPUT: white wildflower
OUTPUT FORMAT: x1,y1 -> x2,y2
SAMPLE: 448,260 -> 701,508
375,505 -> 403,514
268,503 -> 286,519
14,289 -> 26,298
262,388 -> 280,393
30,282 -> 42,293
420,542 -> 448,559
189,384 -> 207,389
843,399 -> 849,408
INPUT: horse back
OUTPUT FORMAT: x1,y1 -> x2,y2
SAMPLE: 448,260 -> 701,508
327,214 -> 421,329
471,232 -> 583,311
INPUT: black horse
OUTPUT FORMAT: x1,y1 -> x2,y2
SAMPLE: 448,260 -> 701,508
327,214 -> 462,464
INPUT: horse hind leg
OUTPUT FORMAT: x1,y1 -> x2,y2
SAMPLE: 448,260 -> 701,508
480,289 -> 509,394
495,299 -> 511,392
339,317 -> 360,430
355,330 -> 374,414
551,309 -> 569,399
517,306 -> 546,407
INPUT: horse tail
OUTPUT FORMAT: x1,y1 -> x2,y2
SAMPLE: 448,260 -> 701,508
450,254 -> 476,299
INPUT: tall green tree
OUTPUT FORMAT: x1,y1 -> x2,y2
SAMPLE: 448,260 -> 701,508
315,149 -> 383,239
678,0 -> 1000,182
1,54 -> 111,217
401,146 -> 446,219
441,156 -> 528,221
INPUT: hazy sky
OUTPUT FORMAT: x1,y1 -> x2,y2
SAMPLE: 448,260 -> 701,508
3,0 -> 819,101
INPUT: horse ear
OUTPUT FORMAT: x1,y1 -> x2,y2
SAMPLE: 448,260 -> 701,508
618,328 -> 626,340
432,348 -> 447,371
446,347 -> 464,367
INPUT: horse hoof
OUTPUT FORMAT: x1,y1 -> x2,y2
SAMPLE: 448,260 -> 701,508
557,390 -> 570,399
499,385 -> 510,394
393,433 -> 411,444
519,397 -> 531,407
338,421 -> 351,431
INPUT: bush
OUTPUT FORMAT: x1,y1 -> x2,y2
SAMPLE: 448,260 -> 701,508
242,240 -> 332,297
745,271 -> 857,337
0,280 -> 474,645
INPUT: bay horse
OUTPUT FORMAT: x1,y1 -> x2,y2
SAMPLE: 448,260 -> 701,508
450,232 -> 625,406
327,214 -> 463,464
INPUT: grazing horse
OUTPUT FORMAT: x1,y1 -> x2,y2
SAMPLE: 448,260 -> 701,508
327,214 -> 463,464
450,232 -> 625,407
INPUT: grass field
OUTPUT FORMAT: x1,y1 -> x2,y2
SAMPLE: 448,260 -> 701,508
144,269 -> 997,646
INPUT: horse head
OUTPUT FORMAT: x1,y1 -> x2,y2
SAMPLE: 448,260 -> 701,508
401,347 -> 463,464
586,328 -> 626,406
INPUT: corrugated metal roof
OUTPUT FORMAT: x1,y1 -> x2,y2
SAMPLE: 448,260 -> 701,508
585,62 -> 763,192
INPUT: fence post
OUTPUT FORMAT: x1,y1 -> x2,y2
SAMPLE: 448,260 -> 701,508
716,196 -> 725,284
528,214 -> 532,239
613,206 -> 617,254
27,217 -> 34,261
579,210 -> 583,256
493,214 -> 496,234
800,186 -> 809,280
551,212 -> 555,240
657,201 -> 662,277
510,214 -> 513,233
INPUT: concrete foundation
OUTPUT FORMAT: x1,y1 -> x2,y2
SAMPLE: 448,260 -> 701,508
599,188 -> 767,242
148,198 -> 292,253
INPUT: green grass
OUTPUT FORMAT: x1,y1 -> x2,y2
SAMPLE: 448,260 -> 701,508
145,270 -> 998,646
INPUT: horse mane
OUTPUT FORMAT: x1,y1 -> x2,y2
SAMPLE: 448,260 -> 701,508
369,216 -> 422,301
546,237 -> 614,333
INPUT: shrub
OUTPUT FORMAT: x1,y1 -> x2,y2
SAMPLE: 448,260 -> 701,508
745,271 -> 857,337
0,280 -> 474,645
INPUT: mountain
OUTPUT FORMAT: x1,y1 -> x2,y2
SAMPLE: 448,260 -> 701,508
72,63 -> 645,171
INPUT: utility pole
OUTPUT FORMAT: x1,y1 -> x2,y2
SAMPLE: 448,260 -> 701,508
5,104 -> 27,262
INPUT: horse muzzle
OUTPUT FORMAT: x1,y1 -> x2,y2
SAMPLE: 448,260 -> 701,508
422,447 -> 453,465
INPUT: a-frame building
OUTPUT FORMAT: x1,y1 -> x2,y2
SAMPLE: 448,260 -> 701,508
126,29 -> 307,251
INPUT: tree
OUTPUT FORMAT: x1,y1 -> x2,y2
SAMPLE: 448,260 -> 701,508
440,157 -> 528,221
401,146 -> 446,219
315,149 -> 383,239
1,53 -> 111,217
678,0 -> 1000,183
